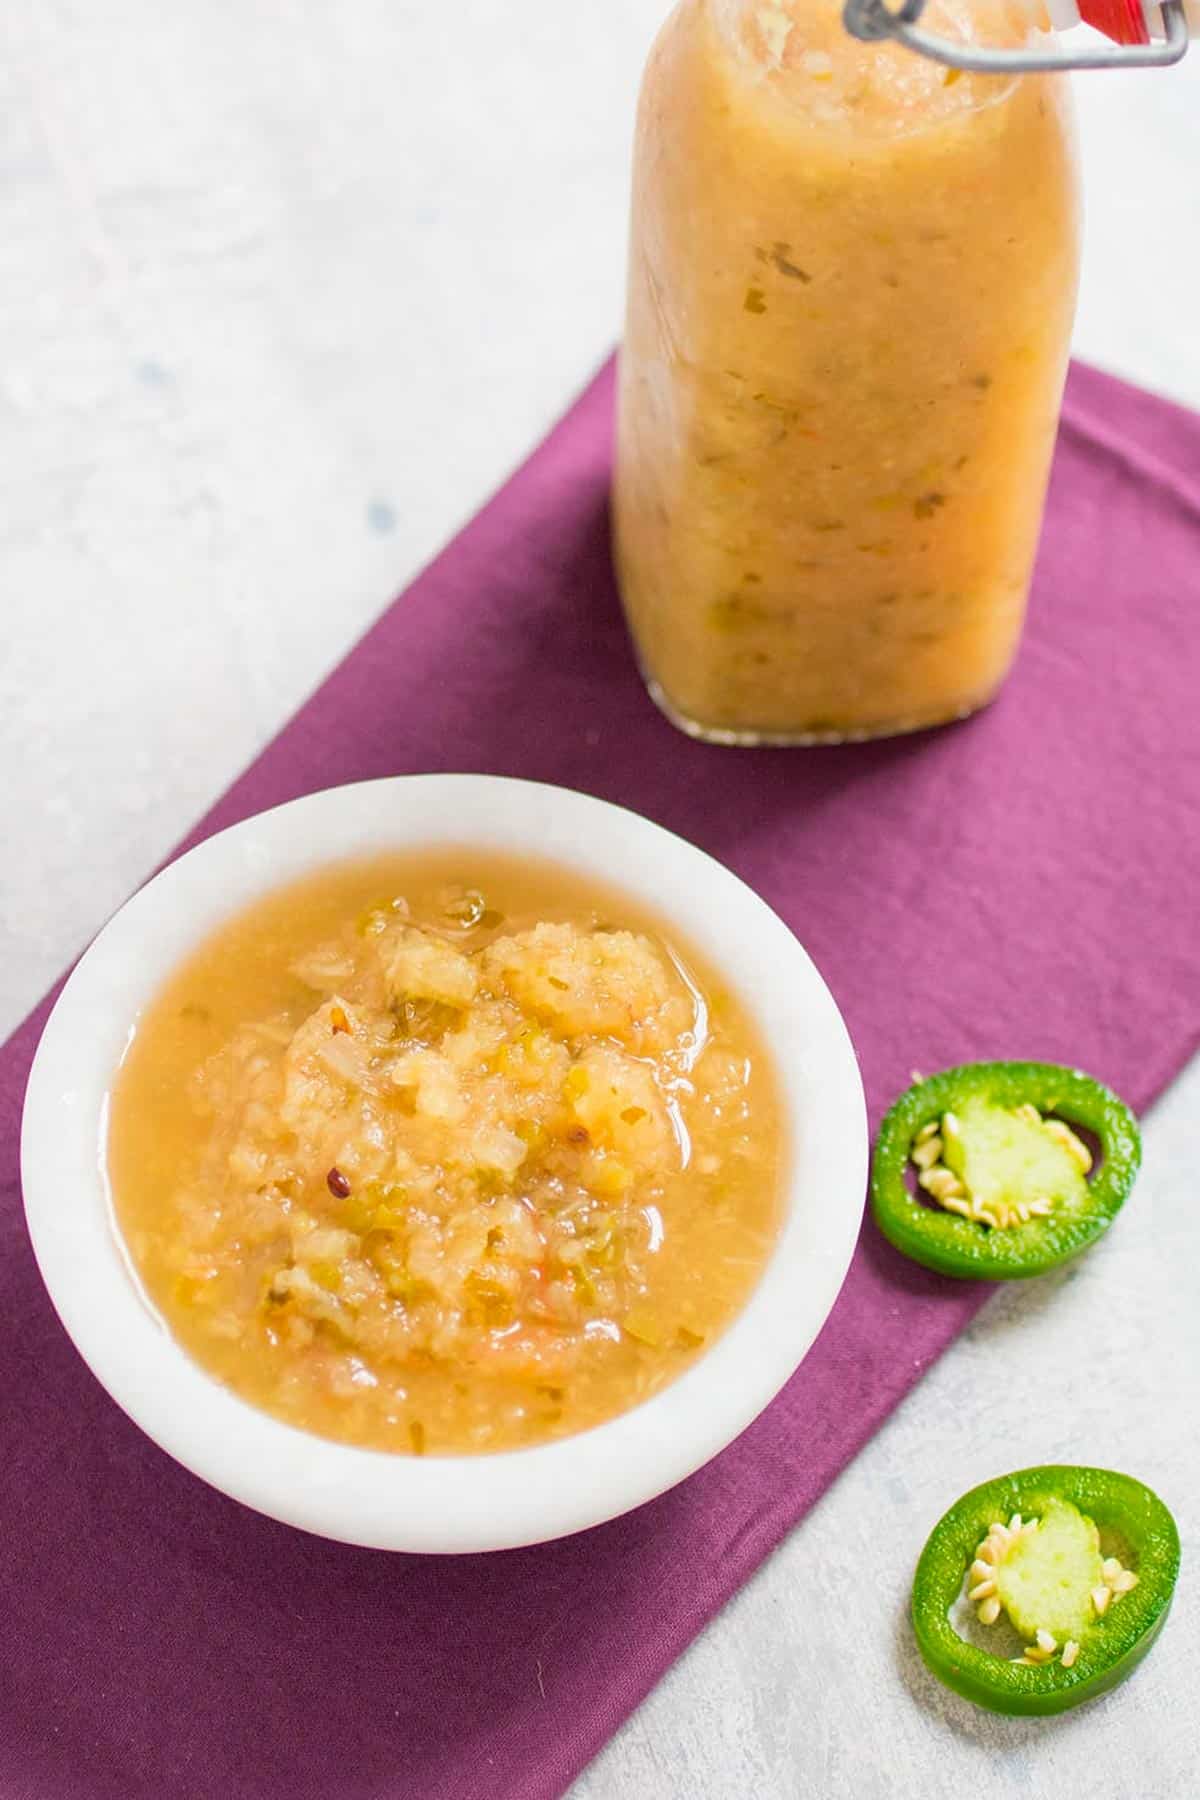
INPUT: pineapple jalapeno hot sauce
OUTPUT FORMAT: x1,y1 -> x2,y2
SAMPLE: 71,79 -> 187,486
108,853 -> 786,1457
614,0 -> 1081,743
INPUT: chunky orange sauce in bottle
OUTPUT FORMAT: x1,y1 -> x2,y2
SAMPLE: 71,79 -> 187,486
614,0 -> 1081,743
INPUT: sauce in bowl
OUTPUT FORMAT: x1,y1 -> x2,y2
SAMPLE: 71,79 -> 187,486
109,850 -> 786,1456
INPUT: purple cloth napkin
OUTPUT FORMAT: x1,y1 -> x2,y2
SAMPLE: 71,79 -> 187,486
4,359 -> 1200,1800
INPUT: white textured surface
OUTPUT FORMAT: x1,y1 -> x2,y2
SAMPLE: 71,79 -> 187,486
2,4 -> 1198,1794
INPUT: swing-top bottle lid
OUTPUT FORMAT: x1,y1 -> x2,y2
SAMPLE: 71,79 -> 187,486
842,0 -> 1193,67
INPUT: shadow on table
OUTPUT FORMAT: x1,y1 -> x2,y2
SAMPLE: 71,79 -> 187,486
892,1599 -> 1096,1752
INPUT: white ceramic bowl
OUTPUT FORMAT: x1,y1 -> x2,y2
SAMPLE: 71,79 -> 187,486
22,774 -> 866,1554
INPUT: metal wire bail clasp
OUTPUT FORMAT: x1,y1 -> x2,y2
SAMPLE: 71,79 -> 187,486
842,0 -> 1190,68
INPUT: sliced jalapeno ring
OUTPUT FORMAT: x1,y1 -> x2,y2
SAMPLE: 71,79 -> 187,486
871,1061 -> 1140,1279
912,1465 -> 1179,1716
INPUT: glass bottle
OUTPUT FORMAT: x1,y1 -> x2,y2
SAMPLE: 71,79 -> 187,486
613,0 -> 1081,743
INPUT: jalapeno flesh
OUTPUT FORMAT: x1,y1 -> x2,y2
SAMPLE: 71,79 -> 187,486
913,1466 -> 1180,1715
872,1061 -> 1140,1279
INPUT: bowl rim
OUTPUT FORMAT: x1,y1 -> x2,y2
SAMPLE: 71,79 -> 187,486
21,773 -> 866,1554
